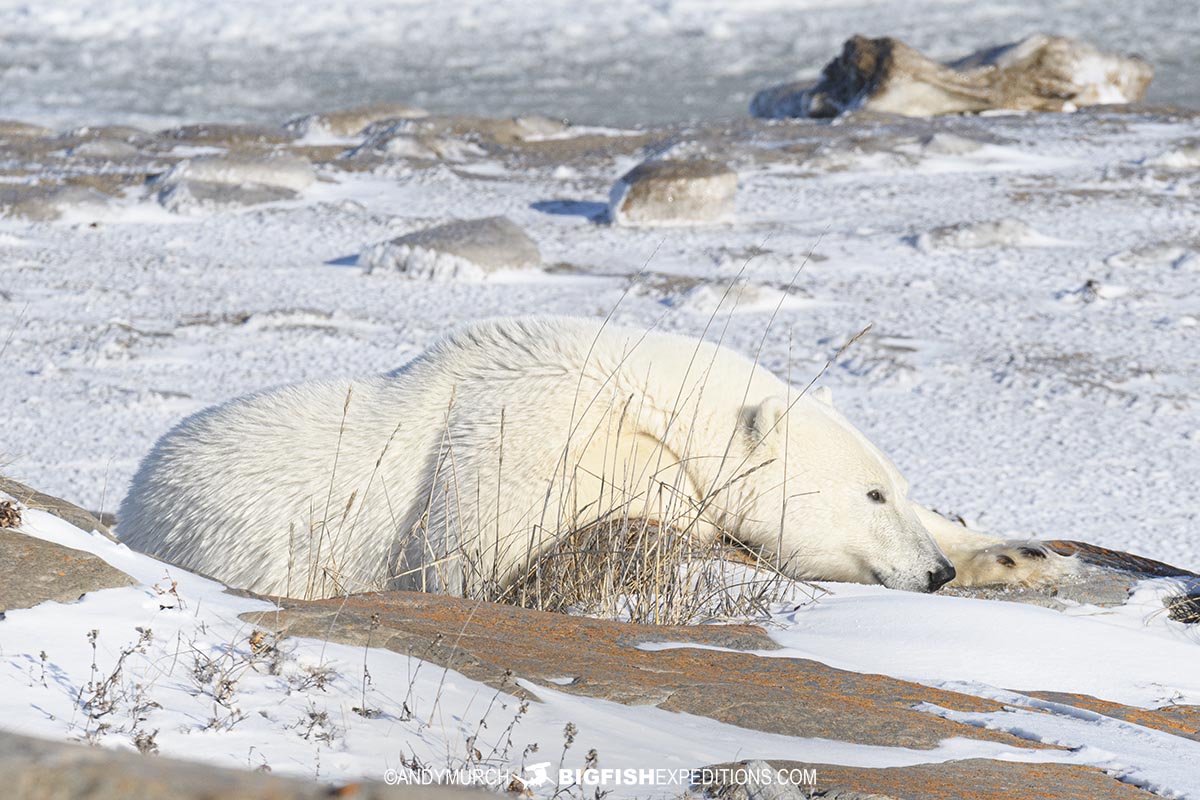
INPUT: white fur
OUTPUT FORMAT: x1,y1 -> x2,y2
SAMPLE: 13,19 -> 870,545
118,317 -> 1073,598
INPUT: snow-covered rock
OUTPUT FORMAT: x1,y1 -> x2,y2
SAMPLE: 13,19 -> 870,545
155,155 -> 315,193
285,103 -> 429,140
0,184 -> 112,221
752,35 -> 1153,119
151,154 -> 315,213
916,219 -> 1061,251
1106,243 -> 1198,271
360,216 -> 541,280
1143,144 -> 1200,170
353,115 -> 569,161
0,120 -> 52,139
663,280 -> 803,315
608,159 -> 737,226
67,139 -> 141,159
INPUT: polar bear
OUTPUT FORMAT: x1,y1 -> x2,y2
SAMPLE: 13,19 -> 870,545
118,316 -> 1072,599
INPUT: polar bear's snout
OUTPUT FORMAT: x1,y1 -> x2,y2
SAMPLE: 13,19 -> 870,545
927,560 -> 957,592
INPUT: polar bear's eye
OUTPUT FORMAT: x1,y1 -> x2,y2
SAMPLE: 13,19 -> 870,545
867,489 -> 886,504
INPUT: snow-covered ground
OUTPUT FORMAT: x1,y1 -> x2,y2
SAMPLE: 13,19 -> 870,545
5,493 -> 1200,797
3,109 -> 1198,572
0,0 -> 1196,130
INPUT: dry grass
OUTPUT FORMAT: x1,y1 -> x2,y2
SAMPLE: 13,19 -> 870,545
499,518 -> 820,624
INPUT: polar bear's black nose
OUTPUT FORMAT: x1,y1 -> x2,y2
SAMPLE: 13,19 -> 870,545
927,562 -> 956,592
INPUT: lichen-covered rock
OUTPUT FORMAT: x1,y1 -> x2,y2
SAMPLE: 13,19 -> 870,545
752,34 -> 1153,119
608,159 -> 737,226
0,529 -> 134,613
361,216 -> 541,280
286,103 -> 429,139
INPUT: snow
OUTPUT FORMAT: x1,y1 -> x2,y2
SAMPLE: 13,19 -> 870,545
645,581 -> 1200,710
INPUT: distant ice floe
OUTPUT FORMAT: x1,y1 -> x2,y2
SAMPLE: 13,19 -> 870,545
360,215 -> 542,281
915,219 -> 1065,252
151,154 -> 316,213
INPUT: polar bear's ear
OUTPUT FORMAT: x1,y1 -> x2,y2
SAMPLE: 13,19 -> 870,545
751,396 -> 789,440
812,386 -> 834,407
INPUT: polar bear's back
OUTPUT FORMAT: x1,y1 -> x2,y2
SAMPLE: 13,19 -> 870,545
117,376 -> 444,596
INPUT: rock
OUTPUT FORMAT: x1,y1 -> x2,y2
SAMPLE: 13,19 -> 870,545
286,103 -> 429,139
1105,243 -> 1196,270
67,139 -> 142,159
0,184 -> 111,221
245,590 -> 1047,750
0,120 -> 53,139
353,114 -> 569,161
751,34 -> 1153,119
0,475 -> 116,540
0,728 -> 475,800
160,122 -> 297,147
1143,143 -> 1200,170
151,154 -> 315,212
360,216 -> 541,280
915,219 -> 1059,251
154,154 -> 315,193
663,280 -> 801,315
156,181 -> 298,214
0,529 -> 134,613
608,159 -> 737,226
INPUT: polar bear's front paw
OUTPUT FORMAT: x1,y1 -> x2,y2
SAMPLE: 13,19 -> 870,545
948,540 -> 1078,588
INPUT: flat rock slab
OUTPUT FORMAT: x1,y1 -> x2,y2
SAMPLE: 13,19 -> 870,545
246,590 -> 1041,751
609,159 -> 737,226
752,34 -> 1152,119
0,475 -> 115,540
360,216 -> 541,279
0,529 -> 133,613
0,728 -> 476,800
704,758 -> 1155,799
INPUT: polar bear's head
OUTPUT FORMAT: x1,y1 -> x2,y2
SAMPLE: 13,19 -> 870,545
735,389 -> 955,593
